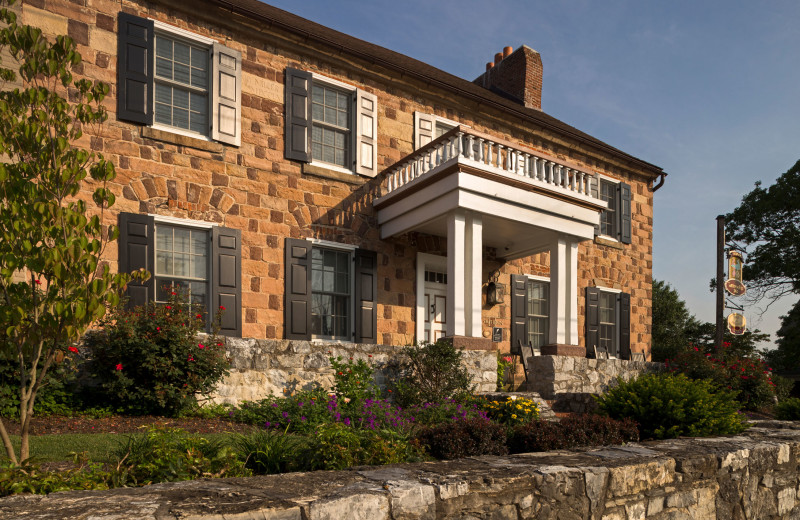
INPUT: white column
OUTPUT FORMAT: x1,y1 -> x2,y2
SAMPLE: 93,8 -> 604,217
465,213 -> 483,337
447,211 -> 466,337
548,237 -> 580,345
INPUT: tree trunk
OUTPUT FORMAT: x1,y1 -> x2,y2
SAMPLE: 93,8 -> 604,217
0,418 -> 17,465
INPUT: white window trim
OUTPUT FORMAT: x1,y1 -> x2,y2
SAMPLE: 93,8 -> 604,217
524,274 -> 550,283
597,174 -> 621,241
310,72 -> 355,92
151,21 -> 214,140
151,214 -> 218,229
307,239 -> 356,343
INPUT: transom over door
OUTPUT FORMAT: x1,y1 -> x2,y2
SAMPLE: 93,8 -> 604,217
423,270 -> 447,343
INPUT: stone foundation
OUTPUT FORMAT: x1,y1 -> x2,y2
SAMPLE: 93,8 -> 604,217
211,338 -> 498,404
4,422 -> 800,519
527,355 -> 663,412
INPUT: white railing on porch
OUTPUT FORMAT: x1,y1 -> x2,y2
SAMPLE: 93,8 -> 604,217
383,126 -> 598,200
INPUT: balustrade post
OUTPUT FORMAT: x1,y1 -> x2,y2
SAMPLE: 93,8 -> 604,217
466,134 -> 474,160
485,140 -> 492,166
456,132 -> 464,159
496,144 -> 503,168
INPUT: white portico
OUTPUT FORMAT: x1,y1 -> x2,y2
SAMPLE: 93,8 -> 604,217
373,127 -> 607,349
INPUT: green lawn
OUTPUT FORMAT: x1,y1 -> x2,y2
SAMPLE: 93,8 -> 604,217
1,432 -> 234,464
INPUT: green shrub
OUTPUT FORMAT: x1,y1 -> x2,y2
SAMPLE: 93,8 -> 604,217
230,389 -> 334,433
403,399 -> 489,427
595,373 -> 747,439
233,428 -> 305,474
775,397 -> 800,421
114,426 -> 249,485
0,348 -> 82,418
329,354 -> 379,402
300,423 -> 420,470
773,374 -> 795,402
393,340 -> 474,407
666,346 -> 776,410
0,459 -> 114,497
84,291 -> 229,416
414,418 -> 507,460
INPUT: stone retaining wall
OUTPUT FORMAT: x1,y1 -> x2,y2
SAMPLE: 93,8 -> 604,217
4,422 -> 800,519
211,338 -> 498,404
527,355 -> 664,412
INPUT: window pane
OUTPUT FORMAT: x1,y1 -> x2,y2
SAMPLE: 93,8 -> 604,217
191,230 -> 207,254
157,226 -> 173,250
192,254 -> 207,279
191,282 -> 206,307
156,57 -> 172,79
173,89 -> 189,110
173,253 -> 189,276
312,85 -> 323,104
174,62 -> 190,85
324,106 -> 336,125
156,38 -> 172,59
156,251 -> 172,276
174,41 -> 190,65
174,228 -> 190,252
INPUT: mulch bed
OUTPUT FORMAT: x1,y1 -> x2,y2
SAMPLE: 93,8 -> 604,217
2,415 -> 256,436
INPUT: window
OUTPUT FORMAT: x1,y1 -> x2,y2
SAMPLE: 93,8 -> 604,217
285,69 -> 378,177
586,287 -> 630,359
525,279 -> 549,350
598,291 -> 617,356
154,35 -> 209,135
117,13 -> 242,146
155,224 -> 208,310
414,112 -> 459,149
118,213 -> 242,336
593,177 -> 632,244
284,239 -> 378,343
310,247 -> 351,340
311,84 -> 350,168
599,180 -> 616,237
510,274 -> 549,353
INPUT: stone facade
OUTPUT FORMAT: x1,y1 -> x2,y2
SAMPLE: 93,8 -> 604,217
4,422 -> 800,519
527,355 -> 664,412
212,338 -> 497,404
19,0 -> 660,358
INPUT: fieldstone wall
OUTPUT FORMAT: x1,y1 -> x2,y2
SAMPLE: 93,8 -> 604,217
527,355 -> 663,412
210,338 -> 498,404
4,422 -> 800,519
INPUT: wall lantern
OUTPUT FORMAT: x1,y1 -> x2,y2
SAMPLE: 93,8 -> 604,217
486,281 -> 505,306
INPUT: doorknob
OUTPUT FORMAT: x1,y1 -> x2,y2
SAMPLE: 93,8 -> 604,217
430,303 -> 436,315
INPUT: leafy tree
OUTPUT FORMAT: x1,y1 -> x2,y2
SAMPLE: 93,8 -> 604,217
651,279 -> 699,361
685,321 -> 770,360
0,1 -> 142,464
725,159 -> 800,303
763,298 -> 800,372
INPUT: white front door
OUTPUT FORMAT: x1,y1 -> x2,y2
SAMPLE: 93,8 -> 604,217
424,272 -> 447,343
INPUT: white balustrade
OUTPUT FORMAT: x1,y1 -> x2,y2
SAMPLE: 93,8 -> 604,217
382,129 -> 599,202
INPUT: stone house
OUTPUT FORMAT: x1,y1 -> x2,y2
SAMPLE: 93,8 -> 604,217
21,0 -> 665,397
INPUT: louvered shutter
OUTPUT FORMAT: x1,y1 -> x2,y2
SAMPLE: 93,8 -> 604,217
619,292 -> 631,360
118,212 -> 154,309
284,68 -> 312,162
585,287 -> 600,357
211,43 -> 241,146
619,182 -> 632,244
355,90 -> 378,177
211,227 -> 241,337
510,275 -> 527,355
354,249 -> 378,343
117,13 -> 154,125
284,238 -> 311,340
590,174 -> 600,236
414,111 -> 435,149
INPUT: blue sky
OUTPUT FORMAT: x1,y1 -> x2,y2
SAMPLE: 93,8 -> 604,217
266,0 -> 800,346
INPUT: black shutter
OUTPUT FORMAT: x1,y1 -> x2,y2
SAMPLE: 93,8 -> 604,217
284,238 -> 311,340
117,12 -> 154,125
354,249 -> 378,344
118,212 -> 154,309
590,174 -> 600,236
284,68 -> 312,162
212,226 -> 241,337
619,292 -> 631,360
586,287 -> 600,357
510,275 -> 527,355
619,182 -> 632,244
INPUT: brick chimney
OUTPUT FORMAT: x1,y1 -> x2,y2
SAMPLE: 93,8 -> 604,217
473,45 -> 543,110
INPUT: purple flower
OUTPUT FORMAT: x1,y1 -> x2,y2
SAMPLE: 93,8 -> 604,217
265,421 -> 271,428
282,411 -> 289,418
344,417 -> 351,426
300,416 -> 307,421
298,402 -> 304,407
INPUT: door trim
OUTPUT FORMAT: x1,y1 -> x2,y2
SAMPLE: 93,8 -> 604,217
416,252 -> 447,343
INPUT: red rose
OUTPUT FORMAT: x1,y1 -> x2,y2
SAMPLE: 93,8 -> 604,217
68,346 -> 79,354
219,305 -> 226,310
115,363 -> 123,371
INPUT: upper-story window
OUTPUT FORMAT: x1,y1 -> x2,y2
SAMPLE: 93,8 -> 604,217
285,68 -> 378,178
592,176 -> 632,244
117,13 -> 242,146
413,112 -> 460,149
154,35 -> 209,135
311,84 -> 351,168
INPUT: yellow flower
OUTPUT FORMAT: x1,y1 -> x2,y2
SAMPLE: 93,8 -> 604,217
511,414 -> 517,419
